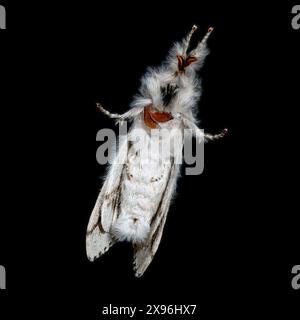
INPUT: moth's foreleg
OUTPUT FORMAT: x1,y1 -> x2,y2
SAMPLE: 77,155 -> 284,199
191,27 -> 214,57
96,103 -> 122,119
180,115 -> 227,142
182,24 -> 198,55
204,128 -> 228,141
96,103 -> 144,122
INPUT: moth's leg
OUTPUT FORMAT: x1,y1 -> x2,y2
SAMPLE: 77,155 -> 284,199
204,128 -> 228,141
97,103 -> 122,119
182,25 -> 198,55
190,27 -> 214,57
179,114 -> 227,142
193,126 -> 228,143
96,103 -> 144,122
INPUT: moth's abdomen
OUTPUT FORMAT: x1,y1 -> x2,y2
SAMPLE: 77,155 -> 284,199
111,213 -> 150,244
111,142 -> 172,244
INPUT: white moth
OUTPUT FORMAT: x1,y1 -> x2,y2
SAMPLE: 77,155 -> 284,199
86,25 -> 227,277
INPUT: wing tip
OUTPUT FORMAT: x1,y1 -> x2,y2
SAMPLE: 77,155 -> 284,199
134,271 -> 143,278
87,254 -> 97,262
133,264 -> 144,278
86,226 -> 115,262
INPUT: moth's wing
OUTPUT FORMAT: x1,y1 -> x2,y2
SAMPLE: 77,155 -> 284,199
86,139 -> 128,261
133,163 -> 180,277
86,178 -> 116,262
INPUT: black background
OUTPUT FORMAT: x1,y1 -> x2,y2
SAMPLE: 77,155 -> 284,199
0,1 -> 299,318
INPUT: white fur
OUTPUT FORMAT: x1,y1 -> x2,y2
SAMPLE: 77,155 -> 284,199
111,215 -> 150,244
86,25 -> 224,277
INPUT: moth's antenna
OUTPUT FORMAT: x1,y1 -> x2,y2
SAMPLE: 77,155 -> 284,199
192,27 -> 214,57
182,25 -> 198,57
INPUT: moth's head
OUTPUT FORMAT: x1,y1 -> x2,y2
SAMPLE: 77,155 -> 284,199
136,25 -> 213,111
167,25 -> 213,77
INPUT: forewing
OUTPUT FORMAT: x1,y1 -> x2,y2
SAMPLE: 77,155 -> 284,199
86,139 -> 128,261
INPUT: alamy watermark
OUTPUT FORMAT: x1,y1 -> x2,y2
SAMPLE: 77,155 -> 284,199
291,265 -> 300,290
96,122 -> 205,175
0,4 -> 6,29
291,5 -> 300,30
0,265 -> 6,289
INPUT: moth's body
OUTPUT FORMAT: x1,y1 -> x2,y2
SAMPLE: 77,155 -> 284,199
86,25 -> 227,277
113,130 -> 171,244
112,115 -> 184,244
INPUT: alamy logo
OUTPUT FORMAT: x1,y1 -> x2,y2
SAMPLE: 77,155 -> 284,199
291,265 -> 300,290
0,265 -> 6,289
292,5 -> 300,30
0,5 -> 6,29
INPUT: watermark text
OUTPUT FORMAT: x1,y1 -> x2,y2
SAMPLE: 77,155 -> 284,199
96,123 -> 205,175
0,5 -> 6,29
292,5 -> 300,30
0,265 -> 6,289
291,265 -> 300,290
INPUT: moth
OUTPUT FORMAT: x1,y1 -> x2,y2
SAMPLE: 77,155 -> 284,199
86,25 -> 227,277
